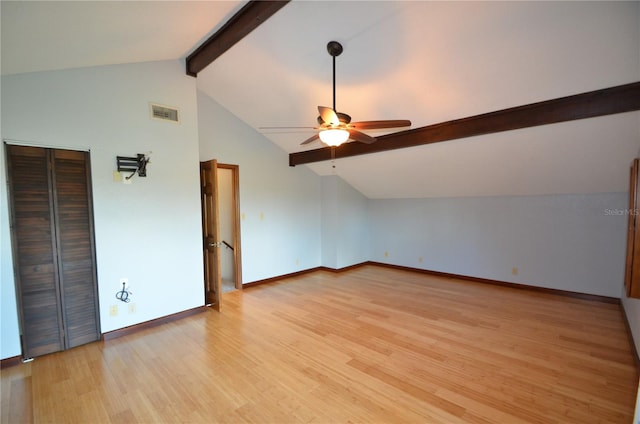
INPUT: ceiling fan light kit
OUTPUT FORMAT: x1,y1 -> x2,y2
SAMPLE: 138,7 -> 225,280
319,128 -> 350,146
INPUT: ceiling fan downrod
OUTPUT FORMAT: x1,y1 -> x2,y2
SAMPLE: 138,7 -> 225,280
327,41 -> 343,112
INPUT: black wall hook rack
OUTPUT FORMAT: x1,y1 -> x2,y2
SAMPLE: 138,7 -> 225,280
117,154 -> 149,177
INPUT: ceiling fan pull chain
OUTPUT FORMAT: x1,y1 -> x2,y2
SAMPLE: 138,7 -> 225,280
331,146 -> 336,172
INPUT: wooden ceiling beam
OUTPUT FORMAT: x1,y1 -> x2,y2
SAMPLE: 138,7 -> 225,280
186,0 -> 290,77
289,81 -> 640,167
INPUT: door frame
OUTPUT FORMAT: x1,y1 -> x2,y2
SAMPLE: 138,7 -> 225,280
200,160 -> 242,309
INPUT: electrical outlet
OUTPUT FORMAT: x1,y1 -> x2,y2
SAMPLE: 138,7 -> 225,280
112,171 -> 122,182
128,303 -> 136,314
384,251 -> 389,258
109,305 -> 118,316
512,267 -> 519,276
418,257 -> 423,263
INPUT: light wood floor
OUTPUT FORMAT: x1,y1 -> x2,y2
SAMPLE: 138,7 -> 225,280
2,266 -> 638,423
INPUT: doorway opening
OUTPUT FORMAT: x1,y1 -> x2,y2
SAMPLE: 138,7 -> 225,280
217,164 -> 242,292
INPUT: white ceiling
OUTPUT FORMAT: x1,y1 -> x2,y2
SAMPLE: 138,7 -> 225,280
0,1 -> 243,75
2,1 -> 639,199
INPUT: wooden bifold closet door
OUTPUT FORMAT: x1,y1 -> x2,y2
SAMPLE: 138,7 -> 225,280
6,145 -> 101,359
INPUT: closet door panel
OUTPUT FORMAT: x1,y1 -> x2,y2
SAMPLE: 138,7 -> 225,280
52,150 -> 100,348
7,146 -> 64,357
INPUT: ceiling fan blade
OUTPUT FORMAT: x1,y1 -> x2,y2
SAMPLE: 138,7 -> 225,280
318,106 -> 340,126
350,120 -> 412,130
349,129 -> 377,144
300,133 -> 320,145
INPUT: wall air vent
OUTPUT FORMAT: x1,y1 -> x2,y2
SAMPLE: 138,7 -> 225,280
150,103 -> 180,123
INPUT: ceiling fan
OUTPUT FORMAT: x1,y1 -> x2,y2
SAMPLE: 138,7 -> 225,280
264,41 -> 411,147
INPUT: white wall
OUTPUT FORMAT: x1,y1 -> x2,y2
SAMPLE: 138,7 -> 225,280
197,92 -> 322,283
1,60 -> 204,358
321,175 -> 370,269
369,193 -> 627,297
321,177 -> 339,269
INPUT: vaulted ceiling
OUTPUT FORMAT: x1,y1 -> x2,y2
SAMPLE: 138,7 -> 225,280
2,1 -> 639,199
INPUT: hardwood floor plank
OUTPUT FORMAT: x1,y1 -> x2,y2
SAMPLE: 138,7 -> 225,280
1,265 -> 637,423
